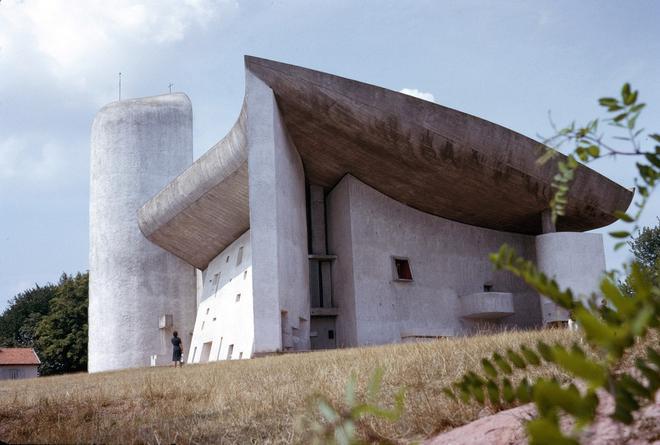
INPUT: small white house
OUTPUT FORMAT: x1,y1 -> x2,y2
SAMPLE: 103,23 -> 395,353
0,348 -> 40,380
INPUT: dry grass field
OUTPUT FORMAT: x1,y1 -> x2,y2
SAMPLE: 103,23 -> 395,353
0,328 -> 578,444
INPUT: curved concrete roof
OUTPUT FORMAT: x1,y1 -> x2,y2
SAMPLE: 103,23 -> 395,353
138,105 -> 248,269
138,56 -> 632,269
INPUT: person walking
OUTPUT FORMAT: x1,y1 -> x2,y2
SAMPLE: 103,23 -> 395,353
171,331 -> 184,367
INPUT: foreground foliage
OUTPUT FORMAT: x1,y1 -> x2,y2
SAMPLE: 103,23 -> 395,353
443,84 -> 660,444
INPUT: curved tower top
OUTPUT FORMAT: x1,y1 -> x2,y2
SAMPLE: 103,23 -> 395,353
89,93 -> 196,372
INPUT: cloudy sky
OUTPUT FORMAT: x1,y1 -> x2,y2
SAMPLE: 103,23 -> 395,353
1,0 -> 659,312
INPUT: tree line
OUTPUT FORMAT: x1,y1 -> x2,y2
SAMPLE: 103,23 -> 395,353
0,272 -> 88,375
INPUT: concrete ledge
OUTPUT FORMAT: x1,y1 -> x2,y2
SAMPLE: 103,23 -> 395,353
460,292 -> 515,319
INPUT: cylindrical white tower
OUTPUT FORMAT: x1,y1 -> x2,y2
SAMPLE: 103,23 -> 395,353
535,232 -> 606,325
89,93 -> 196,372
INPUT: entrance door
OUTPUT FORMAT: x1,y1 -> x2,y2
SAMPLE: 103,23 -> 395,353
310,316 -> 337,350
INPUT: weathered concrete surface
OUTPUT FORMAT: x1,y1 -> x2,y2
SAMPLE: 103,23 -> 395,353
535,232 -> 606,324
138,57 -> 632,270
245,56 -> 632,235
89,93 -> 196,372
460,292 -> 515,319
246,71 -> 310,354
137,105 -> 248,270
327,175 -> 541,347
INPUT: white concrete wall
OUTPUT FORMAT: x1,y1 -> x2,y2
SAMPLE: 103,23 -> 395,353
535,232 -> 606,324
0,365 -> 39,380
188,230 -> 253,363
327,175 -> 541,346
89,94 -> 197,372
246,71 -> 310,353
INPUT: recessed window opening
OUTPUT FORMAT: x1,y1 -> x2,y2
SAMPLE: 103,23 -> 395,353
227,344 -> 234,360
243,270 -> 248,280
201,321 -> 205,330
212,272 -> 220,287
328,329 -> 335,340
192,346 -> 198,362
216,337 -> 224,360
236,246 -> 244,266
226,255 -> 230,263
483,283 -> 493,292
393,257 -> 413,281
235,293 -> 241,302
238,352 -> 243,359
206,308 -> 210,315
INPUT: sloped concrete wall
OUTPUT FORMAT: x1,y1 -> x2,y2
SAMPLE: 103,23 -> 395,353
327,175 -> 540,346
89,94 -> 196,372
246,71 -> 310,354
188,230 -> 253,363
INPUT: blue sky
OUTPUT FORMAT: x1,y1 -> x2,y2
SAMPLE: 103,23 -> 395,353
1,0 -> 659,312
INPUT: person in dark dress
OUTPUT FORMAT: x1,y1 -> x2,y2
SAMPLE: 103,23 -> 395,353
171,331 -> 184,367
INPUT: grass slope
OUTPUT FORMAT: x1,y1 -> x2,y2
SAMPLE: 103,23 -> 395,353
0,328 -> 576,444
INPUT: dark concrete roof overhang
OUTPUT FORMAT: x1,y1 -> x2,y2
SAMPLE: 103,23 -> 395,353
138,56 -> 633,269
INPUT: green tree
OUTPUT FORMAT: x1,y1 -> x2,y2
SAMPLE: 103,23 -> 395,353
0,283 -> 57,347
630,219 -> 660,282
34,272 -> 89,375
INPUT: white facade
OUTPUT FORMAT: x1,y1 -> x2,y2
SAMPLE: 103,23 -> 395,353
188,230 -> 253,363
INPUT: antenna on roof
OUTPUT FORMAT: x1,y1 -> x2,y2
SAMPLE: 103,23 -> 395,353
168,83 -> 174,94
118,72 -> 122,101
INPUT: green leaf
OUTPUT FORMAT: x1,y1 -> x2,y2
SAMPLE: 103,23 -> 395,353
502,378 -> 515,403
587,145 -> 600,157
507,349 -> 527,369
621,83 -> 631,101
650,133 -> 660,143
613,112 -> 628,122
609,231 -> 631,239
520,345 -> 541,366
482,358 -> 498,379
486,379 -> 500,405
442,387 -> 457,401
527,417 -> 579,445
493,352 -> 513,375
613,211 -> 634,223
598,97 -> 618,106
552,345 -> 608,387
318,399 -> 339,423
537,342 -> 554,362
644,153 -> 660,168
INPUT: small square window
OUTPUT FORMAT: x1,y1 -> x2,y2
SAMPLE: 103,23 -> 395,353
235,293 -> 241,302
393,257 -> 413,281
483,283 -> 493,292
328,329 -> 335,340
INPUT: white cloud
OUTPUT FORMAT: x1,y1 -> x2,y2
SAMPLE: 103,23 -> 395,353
0,0 -> 237,84
399,88 -> 436,103
0,137 -> 69,183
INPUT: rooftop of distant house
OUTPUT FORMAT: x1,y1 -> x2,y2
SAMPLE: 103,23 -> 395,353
0,348 -> 41,366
